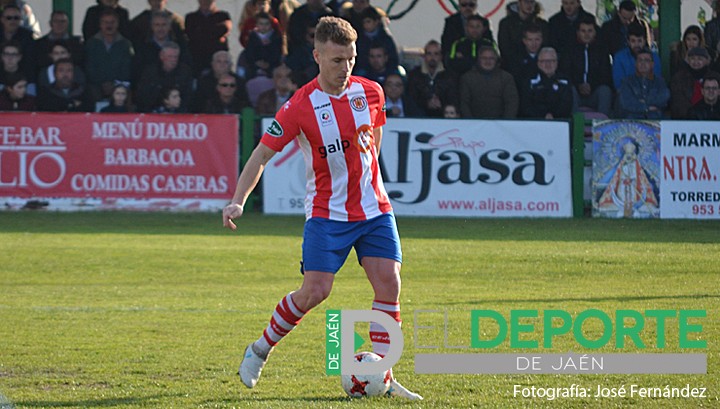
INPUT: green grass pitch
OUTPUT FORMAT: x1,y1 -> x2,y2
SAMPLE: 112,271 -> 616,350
0,212 -> 718,408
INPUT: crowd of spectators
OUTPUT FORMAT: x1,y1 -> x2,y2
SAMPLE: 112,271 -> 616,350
1,0 -> 720,121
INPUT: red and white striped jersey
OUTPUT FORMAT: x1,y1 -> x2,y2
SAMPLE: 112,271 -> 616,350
261,76 -> 393,221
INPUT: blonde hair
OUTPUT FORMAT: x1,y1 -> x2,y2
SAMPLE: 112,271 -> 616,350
314,16 -> 357,46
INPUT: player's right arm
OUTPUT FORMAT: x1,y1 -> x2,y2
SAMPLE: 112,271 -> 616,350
222,143 -> 277,230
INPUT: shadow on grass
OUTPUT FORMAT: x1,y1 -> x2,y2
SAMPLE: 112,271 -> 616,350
208,396 -> 351,405
15,394 -> 183,408
1,211 -> 719,244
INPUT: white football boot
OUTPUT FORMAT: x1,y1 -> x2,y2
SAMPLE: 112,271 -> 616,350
386,377 -> 423,400
239,343 -> 271,388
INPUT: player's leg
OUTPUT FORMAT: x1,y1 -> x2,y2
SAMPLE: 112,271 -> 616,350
356,214 -> 422,400
240,271 -> 334,388
254,271 -> 335,355
355,213 -> 403,357
240,217 -> 352,388
361,256 -> 401,358
362,256 -> 421,400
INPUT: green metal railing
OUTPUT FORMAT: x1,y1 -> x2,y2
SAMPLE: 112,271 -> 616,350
571,112 -> 590,219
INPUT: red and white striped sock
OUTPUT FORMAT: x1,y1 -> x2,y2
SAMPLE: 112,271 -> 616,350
254,292 -> 307,357
370,299 -> 401,357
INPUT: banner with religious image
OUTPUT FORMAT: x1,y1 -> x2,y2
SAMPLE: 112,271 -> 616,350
591,120 -> 661,218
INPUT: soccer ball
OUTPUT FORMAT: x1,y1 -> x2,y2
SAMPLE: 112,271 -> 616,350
340,351 -> 392,397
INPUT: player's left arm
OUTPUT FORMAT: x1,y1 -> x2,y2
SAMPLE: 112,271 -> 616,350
373,126 -> 383,153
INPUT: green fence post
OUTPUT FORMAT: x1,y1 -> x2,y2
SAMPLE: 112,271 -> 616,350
658,0 -> 681,82
240,107 -> 258,212
52,0 -> 74,32
571,112 -> 586,218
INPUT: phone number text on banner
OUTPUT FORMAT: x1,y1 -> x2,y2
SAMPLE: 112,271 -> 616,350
661,121 -> 720,219
0,112 -> 238,211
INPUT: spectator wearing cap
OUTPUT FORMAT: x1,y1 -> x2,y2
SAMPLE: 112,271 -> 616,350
600,0 -> 653,56
460,45 -> 518,119
688,72 -> 720,120
519,46 -> 572,119
612,23 -> 661,89
0,72 -> 34,111
616,47 -> 669,119
670,47 -> 719,119
669,25 -> 713,79
383,73 -> 423,118
440,0 -> 493,60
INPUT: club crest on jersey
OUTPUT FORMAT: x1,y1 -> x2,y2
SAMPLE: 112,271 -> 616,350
319,109 -> 333,127
350,95 -> 368,112
266,119 -> 284,137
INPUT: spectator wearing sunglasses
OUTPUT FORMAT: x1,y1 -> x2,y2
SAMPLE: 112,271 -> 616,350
203,72 -> 250,114
0,0 -> 40,39
195,50 -> 249,112
0,5 -> 35,82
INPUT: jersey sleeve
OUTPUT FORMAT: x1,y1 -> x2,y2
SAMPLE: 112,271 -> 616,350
373,80 -> 387,129
260,99 -> 302,152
